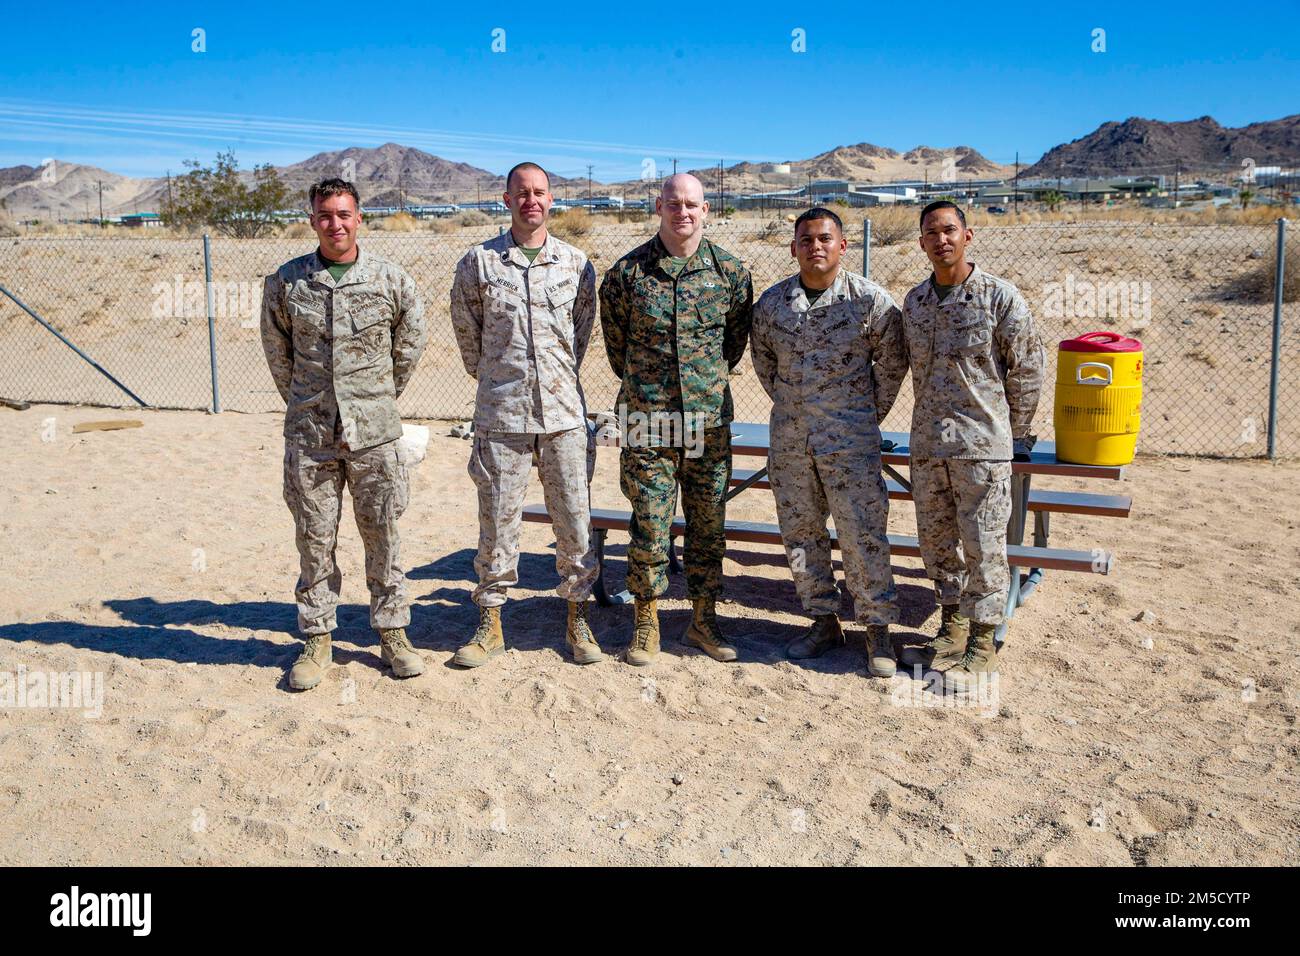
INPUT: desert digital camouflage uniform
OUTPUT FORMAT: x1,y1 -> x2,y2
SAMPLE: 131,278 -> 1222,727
599,234 -> 753,599
451,231 -> 599,607
901,263 -> 1045,624
261,245 -> 428,635
750,269 -> 908,624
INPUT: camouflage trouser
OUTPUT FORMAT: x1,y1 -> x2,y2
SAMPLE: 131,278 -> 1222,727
620,425 -> 731,600
911,458 -> 1012,625
468,426 -> 598,608
768,441 -> 898,625
282,438 -> 410,636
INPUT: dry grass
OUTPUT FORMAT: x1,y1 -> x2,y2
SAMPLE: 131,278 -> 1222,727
7,200 -> 1289,241
368,211 -> 422,233
549,207 -> 593,239
867,206 -> 916,246
751,219 -> 791,246
1238,256 -> 1300,303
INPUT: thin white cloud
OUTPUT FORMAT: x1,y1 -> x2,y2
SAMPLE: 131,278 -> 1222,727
0,98 -> 727,179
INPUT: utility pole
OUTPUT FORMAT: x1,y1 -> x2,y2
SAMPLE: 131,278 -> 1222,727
97,180 -> 104,227
166,170 -> 173,213
1014,151 -> 1020,215
1174,160 -> 1180,210
587,164 -> 593,206
671,158 -> 678,175
719,159 -> 724,214
398,169 -> 405,212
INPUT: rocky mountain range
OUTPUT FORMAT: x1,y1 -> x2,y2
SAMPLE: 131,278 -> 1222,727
4,113 -> 1297,220
1022,114 -> 1300,178
675,144 -> 1012,194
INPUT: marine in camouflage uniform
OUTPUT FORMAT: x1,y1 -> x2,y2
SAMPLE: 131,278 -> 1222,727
450,231 -> 599,611
261,242 -> 428,673
900,255 -> 1044,688
750,268 -> 908,638
600,221 -> 753,663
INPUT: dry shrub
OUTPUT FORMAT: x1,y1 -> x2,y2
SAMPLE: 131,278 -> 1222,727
1218,205 -> 1285,226
0,209 -> 16,237
424,217 -> 460,235
549,207 -> 593,239
752,219 -> 789,245
369,211 -> 421,233
282,222 -> 313,239
456,210 -> 493,227
867,205 -> 916,246
1239,256 -> 1300,303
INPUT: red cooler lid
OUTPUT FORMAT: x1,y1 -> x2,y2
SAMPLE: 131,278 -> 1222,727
1059,331 -> 1143,353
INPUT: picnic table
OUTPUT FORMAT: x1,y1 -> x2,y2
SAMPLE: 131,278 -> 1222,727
524,420 -> 1128,643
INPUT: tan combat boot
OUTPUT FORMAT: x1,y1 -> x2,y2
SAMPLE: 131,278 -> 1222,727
378,627 -> 424,678
865,623 -> 896,678
289,633 -> 331,691
901,605 -> 969,671
624,599 -> 660,666
786,613 -> 845,660
452,606 -> 505,668
683,596 -> 738,663
566,600 -> 604,665
943,621 -> 999,694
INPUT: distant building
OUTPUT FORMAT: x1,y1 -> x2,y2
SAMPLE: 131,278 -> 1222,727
553,196 -> 625,210
1014,177 -> 1161,201
120,212 -> 162,228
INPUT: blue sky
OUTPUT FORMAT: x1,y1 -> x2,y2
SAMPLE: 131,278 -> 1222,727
1,0 -> 1296,180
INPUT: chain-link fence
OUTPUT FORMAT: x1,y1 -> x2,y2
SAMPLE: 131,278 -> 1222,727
0,217 -> 1295,457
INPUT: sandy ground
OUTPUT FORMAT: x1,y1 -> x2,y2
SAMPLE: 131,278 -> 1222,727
2,221 -> 1296,457
0,403 -> 1297,866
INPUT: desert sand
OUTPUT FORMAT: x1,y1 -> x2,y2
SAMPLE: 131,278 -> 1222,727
0,403 -> 1297,866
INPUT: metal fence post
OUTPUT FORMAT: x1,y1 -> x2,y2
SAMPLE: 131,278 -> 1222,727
1268,217 -> 1287,459
863,218 -> 871,280
203,234 -> 221,414
0,282 -> 148,406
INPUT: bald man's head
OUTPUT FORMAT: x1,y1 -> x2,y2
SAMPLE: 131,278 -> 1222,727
657,173 -> 708,250
660,173 -> 705,202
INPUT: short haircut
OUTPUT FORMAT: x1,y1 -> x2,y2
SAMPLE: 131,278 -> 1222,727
920,200 -> 966,230
309,178 -> 360,211
506,162 -> 551,191
795,206 -> 843,235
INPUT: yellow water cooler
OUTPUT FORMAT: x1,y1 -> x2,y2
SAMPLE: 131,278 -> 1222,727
1053,331 -> 1143,466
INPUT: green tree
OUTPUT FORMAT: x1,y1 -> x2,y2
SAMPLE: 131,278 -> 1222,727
1239,187 -> 1256,210
1042,189 -> 1064,212
162,150 -> 290,238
